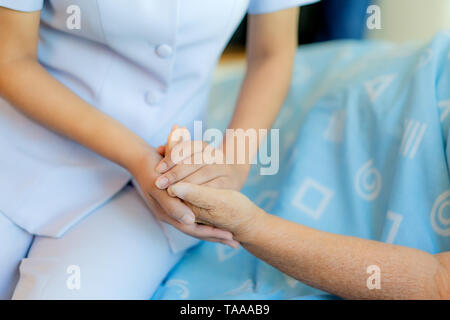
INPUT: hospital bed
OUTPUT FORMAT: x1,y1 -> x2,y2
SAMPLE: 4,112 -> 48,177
153,32 -> 450,299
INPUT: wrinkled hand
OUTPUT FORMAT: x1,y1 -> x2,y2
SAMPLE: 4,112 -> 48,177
154,126 -> 249,192
168,182 -> 266,242
130,135 -> 239,248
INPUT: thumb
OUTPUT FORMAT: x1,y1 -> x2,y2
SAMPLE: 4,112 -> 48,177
166,124 -> 189,152
168,182 -> 217,209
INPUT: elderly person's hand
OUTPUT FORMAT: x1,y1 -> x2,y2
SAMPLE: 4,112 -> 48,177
154,125 -> 249,193
168,182 -> 266,243
168,182 -> 450,300
132,125 -> 239,248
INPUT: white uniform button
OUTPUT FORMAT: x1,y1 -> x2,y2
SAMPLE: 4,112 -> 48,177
156,44 -> 173,58
145,90 -> 163,106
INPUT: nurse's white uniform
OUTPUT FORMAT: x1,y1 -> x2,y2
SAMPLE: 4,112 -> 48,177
0,0 -> 317,299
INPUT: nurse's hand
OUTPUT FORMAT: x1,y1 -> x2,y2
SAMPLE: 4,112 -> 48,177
167,182 -> 266,241
154,131 -> 249,192
131,142 -> 239,248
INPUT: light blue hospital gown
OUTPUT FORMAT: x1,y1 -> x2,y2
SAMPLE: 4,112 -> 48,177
155,32 -> 450,300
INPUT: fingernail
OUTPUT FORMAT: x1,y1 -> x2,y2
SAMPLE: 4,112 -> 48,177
155,176 -> 169,189
156,161 -> 167,173
180,212 -> 195,225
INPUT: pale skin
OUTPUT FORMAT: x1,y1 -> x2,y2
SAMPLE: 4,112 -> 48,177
0,8 -> 297,248
168,183 -> 450,300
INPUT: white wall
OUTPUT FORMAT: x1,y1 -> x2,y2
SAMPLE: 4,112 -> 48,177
367,0 -> 450,42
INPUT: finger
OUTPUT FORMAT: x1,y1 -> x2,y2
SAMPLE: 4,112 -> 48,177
177,222 -> 234,241
155,124 -> 185,172
154,157 -> 206,190
157,211 -> 232,243
151,196 -> 232,240
156,140 -> 207,174
155,124 -> 181,160
141,189 -> 234,241
179,165 -> 223,186
154,208 -> 234,242
204,238 -> 240,249
186,222 -> 233,240
220,239 -> 240,249
201,176 -> 234,190
140,190 -> 175,223
168,182 -> 219,209
166,124 -> 185,153
166,124 -> 180,151
156,190 -> 196,225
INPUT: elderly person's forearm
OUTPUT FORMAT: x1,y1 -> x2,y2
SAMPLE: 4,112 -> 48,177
169,183 -> 450,300
239,213 -> 450,300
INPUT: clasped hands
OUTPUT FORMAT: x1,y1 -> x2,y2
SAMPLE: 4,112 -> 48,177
130,125 -> 260,248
